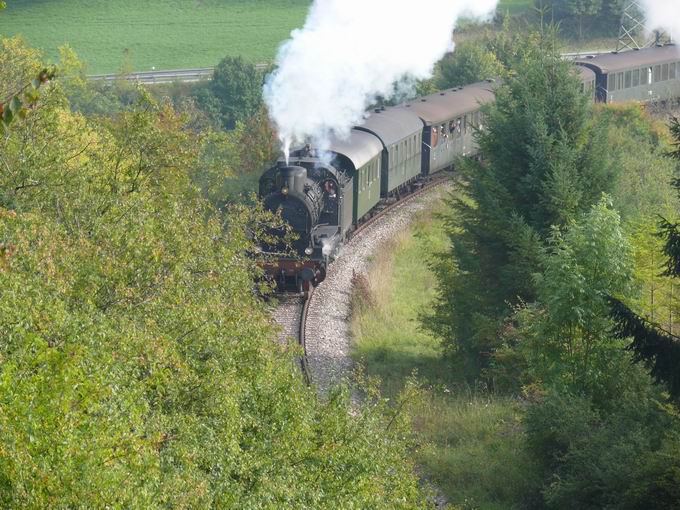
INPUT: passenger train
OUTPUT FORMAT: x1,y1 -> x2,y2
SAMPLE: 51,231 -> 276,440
259,45 -> 680,292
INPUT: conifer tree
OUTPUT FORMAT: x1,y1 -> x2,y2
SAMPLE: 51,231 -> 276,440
424,33 -> 611,376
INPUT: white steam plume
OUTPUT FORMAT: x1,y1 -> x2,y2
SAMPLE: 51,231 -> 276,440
639,0 -> 680,40
264,0 -> 498,160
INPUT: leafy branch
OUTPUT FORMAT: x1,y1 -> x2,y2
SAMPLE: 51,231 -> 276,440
0,67 -> 56,132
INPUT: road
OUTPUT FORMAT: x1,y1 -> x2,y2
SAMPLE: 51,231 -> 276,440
88,63 -> 270,85
87,51 -> 609,85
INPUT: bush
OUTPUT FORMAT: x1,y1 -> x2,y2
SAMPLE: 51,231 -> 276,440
524,375 -> 679,510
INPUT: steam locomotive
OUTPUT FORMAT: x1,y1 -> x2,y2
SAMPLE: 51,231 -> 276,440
259,44 -> 680,292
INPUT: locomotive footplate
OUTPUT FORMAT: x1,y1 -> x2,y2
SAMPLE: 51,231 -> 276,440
261,258 -> 326,293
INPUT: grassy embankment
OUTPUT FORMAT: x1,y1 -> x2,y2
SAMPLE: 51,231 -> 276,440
351,190 -> 539,510
0,0 -> 310,74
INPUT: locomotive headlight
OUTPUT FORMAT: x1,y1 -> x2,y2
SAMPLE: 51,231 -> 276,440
281,186 -> 289,196
304,247 -> 313,256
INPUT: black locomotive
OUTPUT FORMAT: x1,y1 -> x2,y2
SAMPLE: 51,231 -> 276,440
260,44 -> 680,292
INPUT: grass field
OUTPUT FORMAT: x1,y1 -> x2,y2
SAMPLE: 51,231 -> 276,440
0,0 -> 310,74
0,0 -> 534,75
496,0 -> 532,16
350,193 -> 540,508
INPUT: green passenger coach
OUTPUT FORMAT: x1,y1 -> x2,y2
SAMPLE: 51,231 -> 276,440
576,45 -> 680,104
400,80 -> 496,174
354,108 -> 424,197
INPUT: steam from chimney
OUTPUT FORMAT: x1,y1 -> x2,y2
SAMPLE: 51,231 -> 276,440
264,0 -> 499,160
639,0 -> 680,40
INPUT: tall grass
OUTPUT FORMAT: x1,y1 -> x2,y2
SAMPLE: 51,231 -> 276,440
351,192 -> 541,509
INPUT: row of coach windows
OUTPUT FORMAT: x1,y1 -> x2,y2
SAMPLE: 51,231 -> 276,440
432,111 -> 483,148
393,134 -> 420,170
608,62 -> 680,91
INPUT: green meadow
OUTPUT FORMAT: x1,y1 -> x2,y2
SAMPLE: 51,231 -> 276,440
0,0 -> 310,74
0,0 -> 531,75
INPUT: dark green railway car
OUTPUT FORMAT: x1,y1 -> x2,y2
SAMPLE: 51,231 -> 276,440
400,81 -> 495,175
327,130 -> 384,225
354,108 -> 424,196
576,45 -> 680,104
575,65 -> 596,100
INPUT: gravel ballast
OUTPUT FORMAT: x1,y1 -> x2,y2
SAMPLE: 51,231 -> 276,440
304,184 -> 449,395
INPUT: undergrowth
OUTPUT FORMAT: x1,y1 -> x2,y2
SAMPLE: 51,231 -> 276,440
350,191 -> 540,509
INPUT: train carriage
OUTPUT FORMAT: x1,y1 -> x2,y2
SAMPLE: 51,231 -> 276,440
326,130 -> 384,225
576,45 -> 680,104
354,108 -> 424,197
400,81 -> 496,174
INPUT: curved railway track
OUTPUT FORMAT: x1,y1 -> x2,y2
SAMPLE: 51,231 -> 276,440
272,172 -> 451,384
272,288 -> 314,385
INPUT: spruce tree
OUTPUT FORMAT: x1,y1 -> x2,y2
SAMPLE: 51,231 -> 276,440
424,33 -> 611,377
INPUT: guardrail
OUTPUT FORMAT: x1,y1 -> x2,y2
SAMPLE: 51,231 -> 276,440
88,63 -> 270,85
87,52 -> 611,85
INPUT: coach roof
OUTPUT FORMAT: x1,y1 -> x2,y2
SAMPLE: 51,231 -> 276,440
399,81 -> 496,125
354,107 -> 424,147
327,129 -> 383,170
576,45 -> 680,74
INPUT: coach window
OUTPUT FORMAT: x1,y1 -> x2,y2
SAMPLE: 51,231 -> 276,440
663,63 -> 669,81
654,65 -> 661,82
671,63 -> 677,80
624,71 -> 631,88
632,69 -> 639,87
608,74 -> 615,90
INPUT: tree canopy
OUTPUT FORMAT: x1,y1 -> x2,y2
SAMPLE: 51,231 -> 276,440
0,37 -> 430,508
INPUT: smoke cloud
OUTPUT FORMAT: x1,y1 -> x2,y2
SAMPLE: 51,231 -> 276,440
639,0 -> 680,39
264,0 -> 499,159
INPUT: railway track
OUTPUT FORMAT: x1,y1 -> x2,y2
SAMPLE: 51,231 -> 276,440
272,173 -> 451,384
272,288 -> 314,385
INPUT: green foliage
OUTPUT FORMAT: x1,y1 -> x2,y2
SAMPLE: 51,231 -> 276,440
525,381 -> 679,510
502,199 -> 637,400
424,34 -> 611,377
203,56 -> 264,131
598,105 -> 677,221
0,0 -> 310,74
607,114 -> 680,406
436,41 -> 503,89
0,38 -> 429,508
0,37 -> 55,133
534,0 -> 624,39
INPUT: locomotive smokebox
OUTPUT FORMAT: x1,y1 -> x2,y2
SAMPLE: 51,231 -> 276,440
277,166 -> 307,195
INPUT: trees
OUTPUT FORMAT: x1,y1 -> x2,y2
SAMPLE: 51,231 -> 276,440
424,34 -> 611,377
608,116 -> 680,405
534,0 -> 623,39
435,41 -> 503,90
0,38 -> 430,508
206,56 -> 263,131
